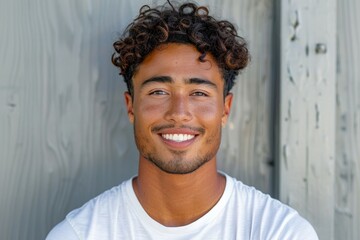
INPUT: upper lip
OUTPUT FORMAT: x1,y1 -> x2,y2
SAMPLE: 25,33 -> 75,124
152,125 -> 203,135
157,128 -> 200,135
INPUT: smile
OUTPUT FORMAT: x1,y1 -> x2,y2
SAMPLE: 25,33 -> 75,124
161,134 -> 195,142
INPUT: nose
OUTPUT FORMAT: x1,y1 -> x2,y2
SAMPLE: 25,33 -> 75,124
164,94 -> 192,123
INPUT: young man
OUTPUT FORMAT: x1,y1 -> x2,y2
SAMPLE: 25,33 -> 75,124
47,1 -> 318,239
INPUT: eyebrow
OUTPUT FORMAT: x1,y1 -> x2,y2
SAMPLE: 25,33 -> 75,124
141,76 -> 172,87
186,78 -> 217,89
141,76 -> 217,89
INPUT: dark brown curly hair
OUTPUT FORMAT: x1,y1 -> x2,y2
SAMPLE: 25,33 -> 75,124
112,0 -> 249,97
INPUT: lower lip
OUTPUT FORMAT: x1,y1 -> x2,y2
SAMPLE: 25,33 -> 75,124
159,135 -> 197,149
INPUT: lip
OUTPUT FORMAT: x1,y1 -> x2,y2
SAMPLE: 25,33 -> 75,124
155,128 -> 201,149
157,128 -> 201,135
159,134 -> 198,149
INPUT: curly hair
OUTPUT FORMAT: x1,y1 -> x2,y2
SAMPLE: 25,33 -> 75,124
112,0 -> 249,97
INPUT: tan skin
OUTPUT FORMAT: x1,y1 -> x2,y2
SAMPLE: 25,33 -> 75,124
125,43 -> 233,227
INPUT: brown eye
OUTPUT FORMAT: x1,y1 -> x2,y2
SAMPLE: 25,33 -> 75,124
149,90 -> 168,95
191,91 -> 208,97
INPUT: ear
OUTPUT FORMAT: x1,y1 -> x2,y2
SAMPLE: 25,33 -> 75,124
222,93 -> 233,127
124,92 -> 134,123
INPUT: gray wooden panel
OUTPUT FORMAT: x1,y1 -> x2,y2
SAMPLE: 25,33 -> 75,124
0,1 -> 145,239
0,0 -> 274,239
336,1 -> 360,239
209,0 -> 275,195
278,1 -> 336,239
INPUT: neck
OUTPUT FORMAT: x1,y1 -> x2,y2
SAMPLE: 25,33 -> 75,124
133,158 -> 226,227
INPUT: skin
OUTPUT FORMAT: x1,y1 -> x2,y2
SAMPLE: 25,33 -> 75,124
125,43 -> 233,226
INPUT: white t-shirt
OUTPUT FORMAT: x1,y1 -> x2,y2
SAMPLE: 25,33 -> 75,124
46,173 -> 318,240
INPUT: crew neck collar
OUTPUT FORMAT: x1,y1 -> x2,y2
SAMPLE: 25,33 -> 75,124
125,172 -> 234,235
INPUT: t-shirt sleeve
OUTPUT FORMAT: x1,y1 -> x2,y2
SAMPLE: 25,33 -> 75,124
257,198 -> 319,239
45,219 -> 79,240
237,180 -> 319,240
274,212 -> 319,240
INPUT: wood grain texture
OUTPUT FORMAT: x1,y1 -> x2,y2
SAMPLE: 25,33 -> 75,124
209,0 -> 275,195
278,0 -> 336,239
0,0 -> 274,239
336,1 -> 360,239
0,0 -> 145,239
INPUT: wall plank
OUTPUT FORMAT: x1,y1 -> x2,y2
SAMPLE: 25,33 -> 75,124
212,0 -> 275,195
0,0 -> 146,239
336,1 -> 360,239
278,1 -> 336,239
0,0 -> 274,239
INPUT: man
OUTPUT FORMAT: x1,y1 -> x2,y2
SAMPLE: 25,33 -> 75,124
47,1 -> 318,239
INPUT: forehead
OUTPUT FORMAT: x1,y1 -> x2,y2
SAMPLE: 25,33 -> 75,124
132,43 -> 223,83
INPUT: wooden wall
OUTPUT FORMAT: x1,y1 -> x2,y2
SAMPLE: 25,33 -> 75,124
336,0 -> 360,239
0,1 -> 274,239
277,1 -> 360,239
0,0 -> 359,239
213,0 -> 275,196
278,1 -> 336,239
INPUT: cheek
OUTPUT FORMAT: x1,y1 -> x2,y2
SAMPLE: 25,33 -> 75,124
135,97 -> 224,123
140,101 -> 165,112
136,99 -> 166,120
194,102 -> 223,121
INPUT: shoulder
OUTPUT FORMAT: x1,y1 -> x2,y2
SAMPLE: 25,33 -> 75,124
226,175 -> 319,239
67,181 -> 126,224
46,220 -> 78,240
46,179 -> 132,239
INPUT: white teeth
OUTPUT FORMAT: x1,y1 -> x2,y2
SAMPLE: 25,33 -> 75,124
162,134 -> 195,142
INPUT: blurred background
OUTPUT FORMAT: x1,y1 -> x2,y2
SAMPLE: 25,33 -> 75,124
0,0 -> 358,239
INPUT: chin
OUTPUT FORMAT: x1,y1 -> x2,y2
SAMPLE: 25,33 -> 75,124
147,153 -> 213,175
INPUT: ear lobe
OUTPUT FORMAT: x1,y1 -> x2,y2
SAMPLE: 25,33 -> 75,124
222,93 -> 233,126
124,92 -> 134,123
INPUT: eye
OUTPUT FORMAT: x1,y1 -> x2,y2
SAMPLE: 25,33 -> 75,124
149,90 -> 168,95
191,91 -> 208,97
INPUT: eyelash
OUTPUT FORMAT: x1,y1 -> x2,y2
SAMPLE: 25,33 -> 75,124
148,90 -> 209,97
149,90 -> 168,95
190,91 -> 208,97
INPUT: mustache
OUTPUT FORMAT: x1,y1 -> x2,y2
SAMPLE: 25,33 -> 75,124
151,124 -> 205,134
